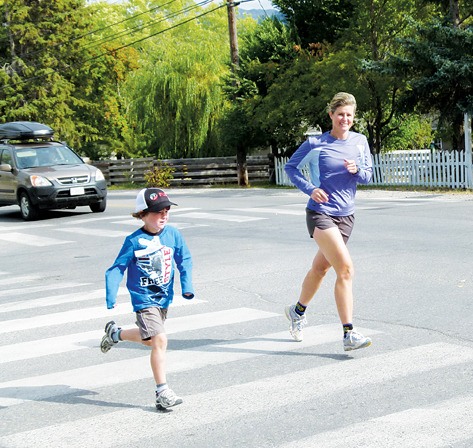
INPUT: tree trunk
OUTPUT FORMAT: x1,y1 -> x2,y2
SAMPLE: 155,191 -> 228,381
236,143 -> 248,186
449,0 -> 460,27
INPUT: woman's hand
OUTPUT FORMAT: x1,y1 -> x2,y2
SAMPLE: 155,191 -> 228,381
310,188 -> 329,203
344,159 -> 359,174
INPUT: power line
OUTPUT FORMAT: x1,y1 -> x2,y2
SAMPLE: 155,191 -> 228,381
85,3 -> 225,64
0,2 -> 228,93
0,0 -> 181,66
83,0 -> 215,51
0,1 -> 217,81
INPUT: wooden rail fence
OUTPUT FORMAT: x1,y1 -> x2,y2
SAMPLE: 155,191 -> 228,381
92,150 -> 473,189
92,155 -> 272,187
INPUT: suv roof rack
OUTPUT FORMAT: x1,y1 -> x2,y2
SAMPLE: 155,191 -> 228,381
0,121 -> 54,141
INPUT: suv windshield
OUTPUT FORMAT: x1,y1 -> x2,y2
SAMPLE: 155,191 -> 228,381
15,145 -> 83,169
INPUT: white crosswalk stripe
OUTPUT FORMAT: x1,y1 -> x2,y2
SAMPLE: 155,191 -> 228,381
57,227 -> 131,237
178,211 -> 267,223
280,396 -> 473,448
0,206 -> 281,247
0,287 -> 127,313
0,323 -> 379,407
0,308 -> 276,364
231,207 -> 306,216
0,296 -> 205,334
1,270 -> 472,448
1,342 -> 472,447
0,232 -> 72,246
0,281 -> 90,299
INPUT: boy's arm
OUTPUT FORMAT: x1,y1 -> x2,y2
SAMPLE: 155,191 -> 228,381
105,239 -> 134,309
173,231 -> 194,299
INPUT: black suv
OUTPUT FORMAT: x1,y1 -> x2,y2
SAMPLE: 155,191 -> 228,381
0,121 -> 107,220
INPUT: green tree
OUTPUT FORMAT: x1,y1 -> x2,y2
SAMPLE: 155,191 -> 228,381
0,0 -> 138,157
124,0 -> 231,159
221,16 -> 302,159
392,23 -> 473,149
327,0 -> 433,153
386,0 -> 473,150
76,0 -> 140,158
0,0 -> 91,138
272,0 -> 354,48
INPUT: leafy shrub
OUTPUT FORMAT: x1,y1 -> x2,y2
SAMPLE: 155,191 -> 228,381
383,115 -> 433,152
144,161 -> 175,188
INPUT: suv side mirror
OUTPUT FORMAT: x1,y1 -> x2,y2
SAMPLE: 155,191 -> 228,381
0,163 -> 13,172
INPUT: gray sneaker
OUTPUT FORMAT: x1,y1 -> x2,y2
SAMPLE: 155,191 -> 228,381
100,320 -> 120,353
156,388 -> 183,410
343,329 -> 372,351
285,305 -> 307,342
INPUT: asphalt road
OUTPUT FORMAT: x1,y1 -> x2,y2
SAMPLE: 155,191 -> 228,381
0,188 -> 472,447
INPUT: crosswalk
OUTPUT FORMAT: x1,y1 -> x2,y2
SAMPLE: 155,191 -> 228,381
0,205 -> 305,247
1,269 -> 472,448
1,194 -> 473,447
0,195 -> 458,248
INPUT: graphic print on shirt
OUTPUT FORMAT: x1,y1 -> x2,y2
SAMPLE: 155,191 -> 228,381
134,236 -> 174,289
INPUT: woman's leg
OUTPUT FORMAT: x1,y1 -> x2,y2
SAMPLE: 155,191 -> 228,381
313,226 -> 354,324
298,248 -> 331,306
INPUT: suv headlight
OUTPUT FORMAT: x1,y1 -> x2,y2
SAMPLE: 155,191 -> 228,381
30,175 -> 53,187
95,169 -> 105,181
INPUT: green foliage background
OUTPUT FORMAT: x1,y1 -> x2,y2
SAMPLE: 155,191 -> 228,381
1,0 -> 472,160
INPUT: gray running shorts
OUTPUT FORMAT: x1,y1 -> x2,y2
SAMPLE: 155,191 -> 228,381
306,209 -> 355,243
135,307 -> 168,340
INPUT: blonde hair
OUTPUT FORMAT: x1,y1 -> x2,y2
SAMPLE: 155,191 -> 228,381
327,92 -> 357,114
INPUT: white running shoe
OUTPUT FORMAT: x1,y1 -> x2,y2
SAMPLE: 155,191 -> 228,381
285,305 -> 307,342
343,329 -> 372,351
100,320 -> 120,353
156,388 -> 183,410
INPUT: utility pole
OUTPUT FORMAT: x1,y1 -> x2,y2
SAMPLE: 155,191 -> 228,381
227,1 -> 240,71
226,1 -> 249,186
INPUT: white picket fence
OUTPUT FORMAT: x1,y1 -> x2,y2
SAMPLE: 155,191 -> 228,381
274,149 -> 473,189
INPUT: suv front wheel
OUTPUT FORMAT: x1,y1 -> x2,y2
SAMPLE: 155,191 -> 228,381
19,191 -> 40,221
90,198 -> 106,213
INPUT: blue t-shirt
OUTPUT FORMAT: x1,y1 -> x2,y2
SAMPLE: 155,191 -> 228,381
285,131 -> 373,216
105,225 -> 194,311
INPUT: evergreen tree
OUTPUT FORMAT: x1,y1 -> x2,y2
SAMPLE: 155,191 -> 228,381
390,21 -> 473,149
272,0 -> 354,48
0,0 -> 138,156
0,0 -> 90,140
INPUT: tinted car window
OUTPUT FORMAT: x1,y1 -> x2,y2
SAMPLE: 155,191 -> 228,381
15,145 -> 83,169
1,148 -> 13,165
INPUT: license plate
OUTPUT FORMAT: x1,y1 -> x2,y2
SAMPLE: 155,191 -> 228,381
70,187 -> 85,196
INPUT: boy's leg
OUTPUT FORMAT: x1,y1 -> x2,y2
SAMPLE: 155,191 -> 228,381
150,333 -> 167,385
119,328 -> 144,343
135,308 -> 183,409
